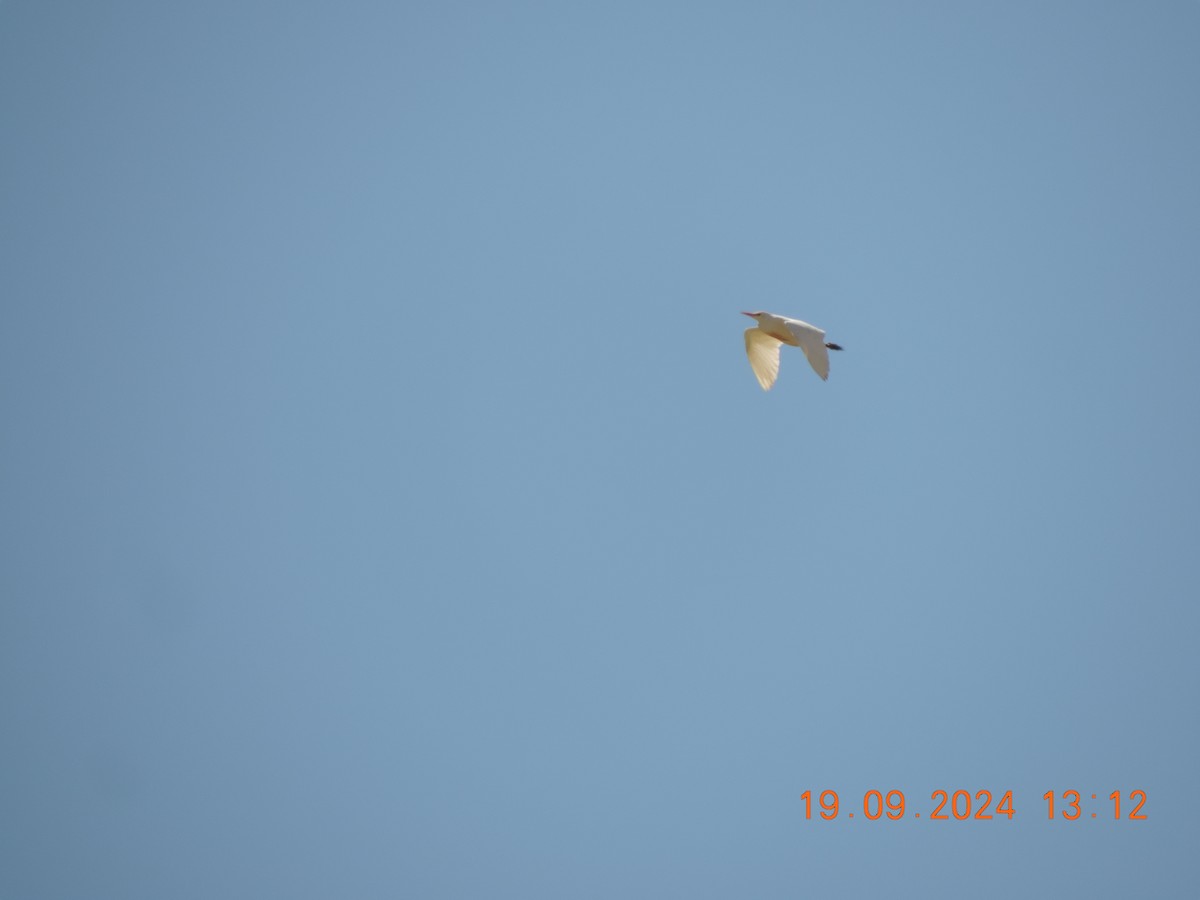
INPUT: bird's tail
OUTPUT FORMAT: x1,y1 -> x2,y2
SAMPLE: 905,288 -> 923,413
825,342 -> 844,351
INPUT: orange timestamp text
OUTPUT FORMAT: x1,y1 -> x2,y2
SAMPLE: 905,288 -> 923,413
801,790 -> 1148,821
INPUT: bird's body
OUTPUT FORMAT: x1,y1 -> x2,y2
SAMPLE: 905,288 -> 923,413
742,311 -> 843,390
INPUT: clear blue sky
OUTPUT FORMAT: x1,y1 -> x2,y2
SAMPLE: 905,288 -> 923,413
3,2 -> 1198,897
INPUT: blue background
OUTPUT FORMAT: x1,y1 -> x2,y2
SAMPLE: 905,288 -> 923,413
3,2 -> 1198,896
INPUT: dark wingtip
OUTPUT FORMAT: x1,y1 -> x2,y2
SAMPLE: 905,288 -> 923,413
825,342 -> 844,351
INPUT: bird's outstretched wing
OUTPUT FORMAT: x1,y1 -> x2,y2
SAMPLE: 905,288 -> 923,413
744,328 -> 782,391
784,319 -> 831,381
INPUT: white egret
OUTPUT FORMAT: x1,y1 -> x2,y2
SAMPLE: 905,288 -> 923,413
742,311 -> 843,390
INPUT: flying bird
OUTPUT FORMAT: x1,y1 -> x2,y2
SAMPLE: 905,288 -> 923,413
742,311 -> 843,390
